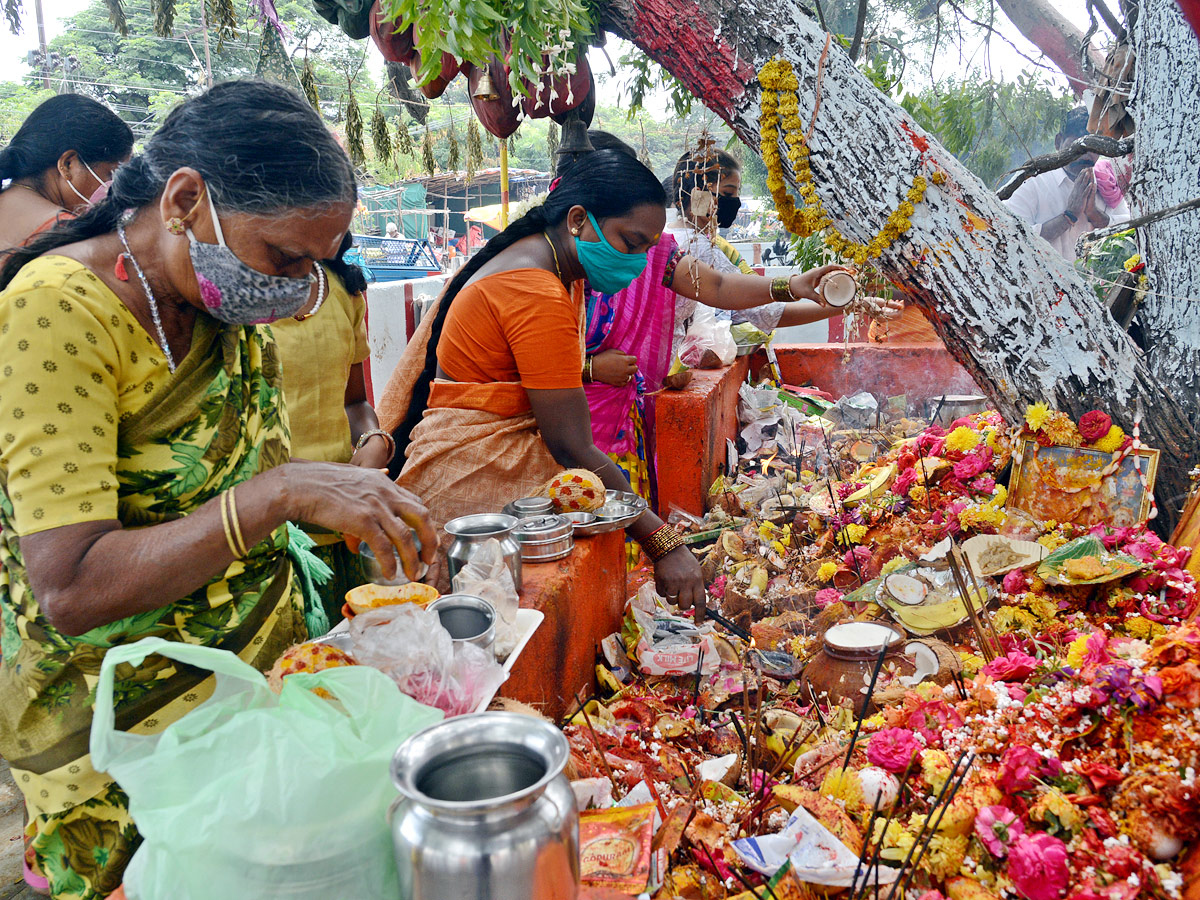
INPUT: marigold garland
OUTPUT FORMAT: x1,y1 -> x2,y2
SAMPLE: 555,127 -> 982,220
758,57 -> 934,264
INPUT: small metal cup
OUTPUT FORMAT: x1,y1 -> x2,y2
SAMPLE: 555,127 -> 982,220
358,536 -> 427,586
428,594 -> 496,657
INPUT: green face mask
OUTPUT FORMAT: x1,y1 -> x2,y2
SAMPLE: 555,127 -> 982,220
574,212 -> 649,295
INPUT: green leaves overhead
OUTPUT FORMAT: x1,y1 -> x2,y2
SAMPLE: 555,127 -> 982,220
395,116 -> 415,157
378,0 -> 593,95
421,124 -> 436,176
104,0 -> 129,35
300,58 -> 321,111
152,0 -> 177,35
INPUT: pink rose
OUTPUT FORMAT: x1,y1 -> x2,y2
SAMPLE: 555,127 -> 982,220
998,744 -> 1043,793
971,475 -> 997,493
1003,569 -> 1031,594
893,468 -> 918,497
814,588 -> 843,609
843,545 -> 872,571
983,650 -> 1039,682
974,805 -> 1024,857
1078,410 -> 1113,443
1008,833 -> 1070,900
953,448 -> 993,481
865,727 -> 923,773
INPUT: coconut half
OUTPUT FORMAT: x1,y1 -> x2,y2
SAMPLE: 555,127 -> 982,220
885,573 -> 928,606
899,640 -> 940,686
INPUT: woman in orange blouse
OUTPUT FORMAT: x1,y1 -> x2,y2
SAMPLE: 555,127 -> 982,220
380,150 -> 705,611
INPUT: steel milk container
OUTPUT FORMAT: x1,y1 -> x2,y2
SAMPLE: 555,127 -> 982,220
389,712 -> 579,900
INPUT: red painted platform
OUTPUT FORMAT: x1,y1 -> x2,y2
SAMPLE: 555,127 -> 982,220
501,530 -> 627,722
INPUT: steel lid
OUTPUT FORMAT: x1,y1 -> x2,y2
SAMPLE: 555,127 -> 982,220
512,515 -> 572,542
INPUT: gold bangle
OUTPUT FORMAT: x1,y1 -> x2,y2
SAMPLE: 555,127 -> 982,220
226,487 -> 251,558
220,490 -> 243,559
641,524 -> 684,562
583,356 -> 593,383
770,276 -> 792,303
354,428 -> 396,464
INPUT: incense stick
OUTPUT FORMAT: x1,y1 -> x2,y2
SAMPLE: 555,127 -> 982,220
896,754 -> 976,900
854,761 -> 916,900
703,604 -> 753,641
842,641 -> 889,771
882,750 -> 969,900
850,790 -> 884,897
573,691 -> 621,797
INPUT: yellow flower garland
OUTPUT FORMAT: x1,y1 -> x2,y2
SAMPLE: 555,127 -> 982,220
759,57 -> 932,264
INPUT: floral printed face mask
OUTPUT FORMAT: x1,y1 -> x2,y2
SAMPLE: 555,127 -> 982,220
186,189 -> 315,324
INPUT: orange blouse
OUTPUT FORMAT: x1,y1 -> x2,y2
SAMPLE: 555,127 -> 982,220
434,269 -> 584,415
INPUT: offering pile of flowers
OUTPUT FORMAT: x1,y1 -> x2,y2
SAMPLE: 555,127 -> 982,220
563,395 -> 1200,899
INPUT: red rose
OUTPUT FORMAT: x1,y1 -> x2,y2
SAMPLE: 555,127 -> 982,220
1078,411 -> 1113,443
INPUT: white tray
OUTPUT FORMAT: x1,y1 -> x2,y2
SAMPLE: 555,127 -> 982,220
320,608 -> 545,715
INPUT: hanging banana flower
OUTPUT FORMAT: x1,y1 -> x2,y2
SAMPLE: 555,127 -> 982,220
152,0 -> 176,35
394,115 -> 415,157
300,59 -> 320,113
447,114 -> 461,173
546,122 -> 560,159
104,0 -> 128,35
421,125 -> 437,177
345,88 -> 367,168
466,118 -> 484,184
371,103 -> 393,166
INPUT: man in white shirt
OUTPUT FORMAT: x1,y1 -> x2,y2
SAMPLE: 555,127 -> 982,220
1003,108 -> 1130,260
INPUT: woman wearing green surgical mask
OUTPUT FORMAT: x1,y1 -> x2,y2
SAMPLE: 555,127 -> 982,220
379,149 -> 706,614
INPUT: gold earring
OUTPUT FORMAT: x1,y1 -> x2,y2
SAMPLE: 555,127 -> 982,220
166,217 -> 186,235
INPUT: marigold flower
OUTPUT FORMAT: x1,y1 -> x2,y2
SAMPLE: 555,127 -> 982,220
817,561 -> 839,582
1024,403 -> 1051,432
945,426 -> 981,454
1093,424 -> 1126,453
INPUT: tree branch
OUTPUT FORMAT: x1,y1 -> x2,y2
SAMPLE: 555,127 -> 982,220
1076,195 -> 1200,257
997,134 -> 1135,199
848,0 -> 868,61
1088,0 -> 1126,40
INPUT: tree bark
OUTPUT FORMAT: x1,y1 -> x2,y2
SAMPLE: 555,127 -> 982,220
1132,0 -> 1200,517
992,0 -> 1107,94
598,0 -> 1196,525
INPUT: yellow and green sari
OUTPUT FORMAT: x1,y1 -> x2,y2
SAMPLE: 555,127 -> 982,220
0,257 -> 304,899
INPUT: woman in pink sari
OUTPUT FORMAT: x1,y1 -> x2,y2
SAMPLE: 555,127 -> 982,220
583,133 -> 878,522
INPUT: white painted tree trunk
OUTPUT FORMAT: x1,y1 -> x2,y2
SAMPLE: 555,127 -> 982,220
599,0 -> 1196,523
1133,0 -> 1200,514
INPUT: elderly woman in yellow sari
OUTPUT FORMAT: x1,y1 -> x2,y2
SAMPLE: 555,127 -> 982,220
0,81 -> 435,900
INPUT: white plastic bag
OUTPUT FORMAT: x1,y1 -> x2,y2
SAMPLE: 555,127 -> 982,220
679,306 -> 737,368
452,538 -> 521,659
349,605 -> 506,716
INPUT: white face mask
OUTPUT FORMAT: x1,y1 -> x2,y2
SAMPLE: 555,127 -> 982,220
63,159 -> 107,207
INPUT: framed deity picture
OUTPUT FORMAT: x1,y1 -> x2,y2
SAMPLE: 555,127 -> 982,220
1007,439 -> 1160,528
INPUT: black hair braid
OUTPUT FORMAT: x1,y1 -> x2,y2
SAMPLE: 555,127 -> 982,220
387,147 -> 665,475
324,230 -> 368,296
387,206 -> 550,475
0,156 -> 159,289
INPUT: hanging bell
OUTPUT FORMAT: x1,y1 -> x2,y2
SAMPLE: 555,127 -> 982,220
472,69 -> 500,102
555,109 -> 594,174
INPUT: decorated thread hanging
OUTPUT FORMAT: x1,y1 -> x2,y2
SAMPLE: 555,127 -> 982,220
758,57 -> 946,266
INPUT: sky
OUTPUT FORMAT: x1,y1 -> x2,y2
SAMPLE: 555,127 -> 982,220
0,0 -> 1096,114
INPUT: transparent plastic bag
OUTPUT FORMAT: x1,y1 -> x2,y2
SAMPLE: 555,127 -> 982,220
679,306 -> 737,368
90,637 -> 443,900
452,538 -> 521,659
349,605 -> 506,716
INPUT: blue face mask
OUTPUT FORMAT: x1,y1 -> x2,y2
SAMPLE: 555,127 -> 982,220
574,212 -> 648,295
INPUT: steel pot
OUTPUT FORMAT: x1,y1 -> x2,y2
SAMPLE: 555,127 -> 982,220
428,594 -> 496,657
503,496 -> 556,519
512,515 -> 574,563
444,514 -> 522,591
389,712 -> 579,900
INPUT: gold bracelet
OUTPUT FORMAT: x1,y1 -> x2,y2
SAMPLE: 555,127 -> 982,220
641,524 -> 684,562
220,490 -> 243,559
226,487 -> 251,558
354,428 -> 396,464
770,276 -> 792,303
583,356 -> 593,383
